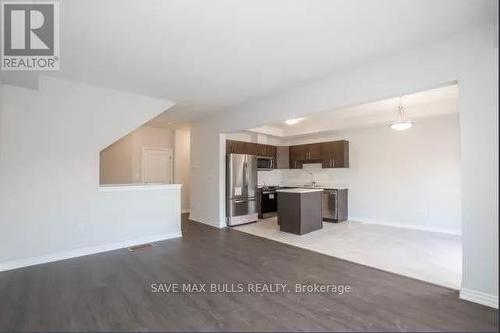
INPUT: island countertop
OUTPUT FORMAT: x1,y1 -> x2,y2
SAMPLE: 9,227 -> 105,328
280,184 -> 349,190
276,188 -> 324,193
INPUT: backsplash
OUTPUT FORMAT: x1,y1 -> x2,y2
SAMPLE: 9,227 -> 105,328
258,163 -> 351,187
257,170 -> 281,186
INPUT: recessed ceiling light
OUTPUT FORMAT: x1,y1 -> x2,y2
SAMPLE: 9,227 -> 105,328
285,117 -> 305,125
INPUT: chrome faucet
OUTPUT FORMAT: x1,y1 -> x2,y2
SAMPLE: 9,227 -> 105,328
306,171 -> 317,187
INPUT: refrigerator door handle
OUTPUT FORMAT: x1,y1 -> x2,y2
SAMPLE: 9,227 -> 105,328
233,198 -> 256,203
244,161 -> 249,191
242,161 -> 247,190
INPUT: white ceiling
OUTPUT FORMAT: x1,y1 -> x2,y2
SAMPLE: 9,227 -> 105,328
37,0 -> 495,122
248,84 -> 459,137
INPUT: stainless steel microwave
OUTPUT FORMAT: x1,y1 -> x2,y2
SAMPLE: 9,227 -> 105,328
257,157 -> 275,170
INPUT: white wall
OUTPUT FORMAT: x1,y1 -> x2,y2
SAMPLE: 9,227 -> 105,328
0,76 -> 182,270
174,128 -> 191,213
100,126 -> 175,184
225,131 -> 282,145
99,132 -> 135,184
0,83 -> 3,149
190,26 -> 498,307
458,30 -> 498,307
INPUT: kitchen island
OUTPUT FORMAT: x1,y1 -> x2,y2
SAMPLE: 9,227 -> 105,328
276,188 -> 323,235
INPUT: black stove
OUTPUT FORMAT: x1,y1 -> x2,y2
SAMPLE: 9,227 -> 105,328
261,185 -> 279,193
260,186 -> 279,217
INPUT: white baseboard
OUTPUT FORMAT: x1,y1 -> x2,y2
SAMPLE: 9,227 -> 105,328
460,288 -> 499,309
189,215 -> 225,229
0,231 -> 182,272
181,209 -> 190,214
349,216 -> 461,236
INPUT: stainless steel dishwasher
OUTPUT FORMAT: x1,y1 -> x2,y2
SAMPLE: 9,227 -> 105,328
322,189 -> 348,222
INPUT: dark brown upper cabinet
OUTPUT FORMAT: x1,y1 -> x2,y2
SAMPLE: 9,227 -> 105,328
226,140 -> 277,160
256,143 -> 276,157
305,143 -> 322,161
226,140 -> 248,154
289,145 -> 306,168
227,139 -> 348,169
246,142 -> 261,156
289,143 -> 322,168
267,145 -> 277,158
289,140 -> 349,169
256,144 -> 274,157
320,140 -> 349,168
276,146 -> 289,169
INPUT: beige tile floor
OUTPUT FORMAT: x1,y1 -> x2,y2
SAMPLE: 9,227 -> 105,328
234,217 -> 462,289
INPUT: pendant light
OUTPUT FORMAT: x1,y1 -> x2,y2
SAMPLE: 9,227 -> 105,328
390,97 -> 413,131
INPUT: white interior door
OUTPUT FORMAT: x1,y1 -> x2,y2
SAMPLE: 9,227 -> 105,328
142,148 -> 173,184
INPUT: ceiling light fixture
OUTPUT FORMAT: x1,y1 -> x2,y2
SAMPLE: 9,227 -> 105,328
390,97 -> 413,131
285,117 -> 305,125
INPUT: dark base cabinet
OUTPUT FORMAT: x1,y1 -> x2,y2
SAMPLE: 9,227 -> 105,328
277,191 -> 323,235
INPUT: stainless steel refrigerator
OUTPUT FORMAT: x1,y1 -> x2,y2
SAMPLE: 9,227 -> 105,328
226,153 -> 258,226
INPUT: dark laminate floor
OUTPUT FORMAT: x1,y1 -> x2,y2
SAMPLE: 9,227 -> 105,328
0,215 -> 498,332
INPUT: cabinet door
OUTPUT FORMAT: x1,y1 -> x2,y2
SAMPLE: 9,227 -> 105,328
298,145 -> 308,160
238,141 -> 251,154
331,140 -> 349,168
270,145 -> 277,159
303,144 -> 311,160
259,144 -> 269,156
266,145 -> 277,158
321,140 -> 349,168
227,140 -> 246,154
253,143 -> 263,156
276,146 -> 289,169
289,145 -> 306,168
246,142 -> 259,155
226,140 -> 234,154
320,142 -> 333,167
307,143 -> 322,160
288,146 -> 297,168
227,140 -> 253,154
